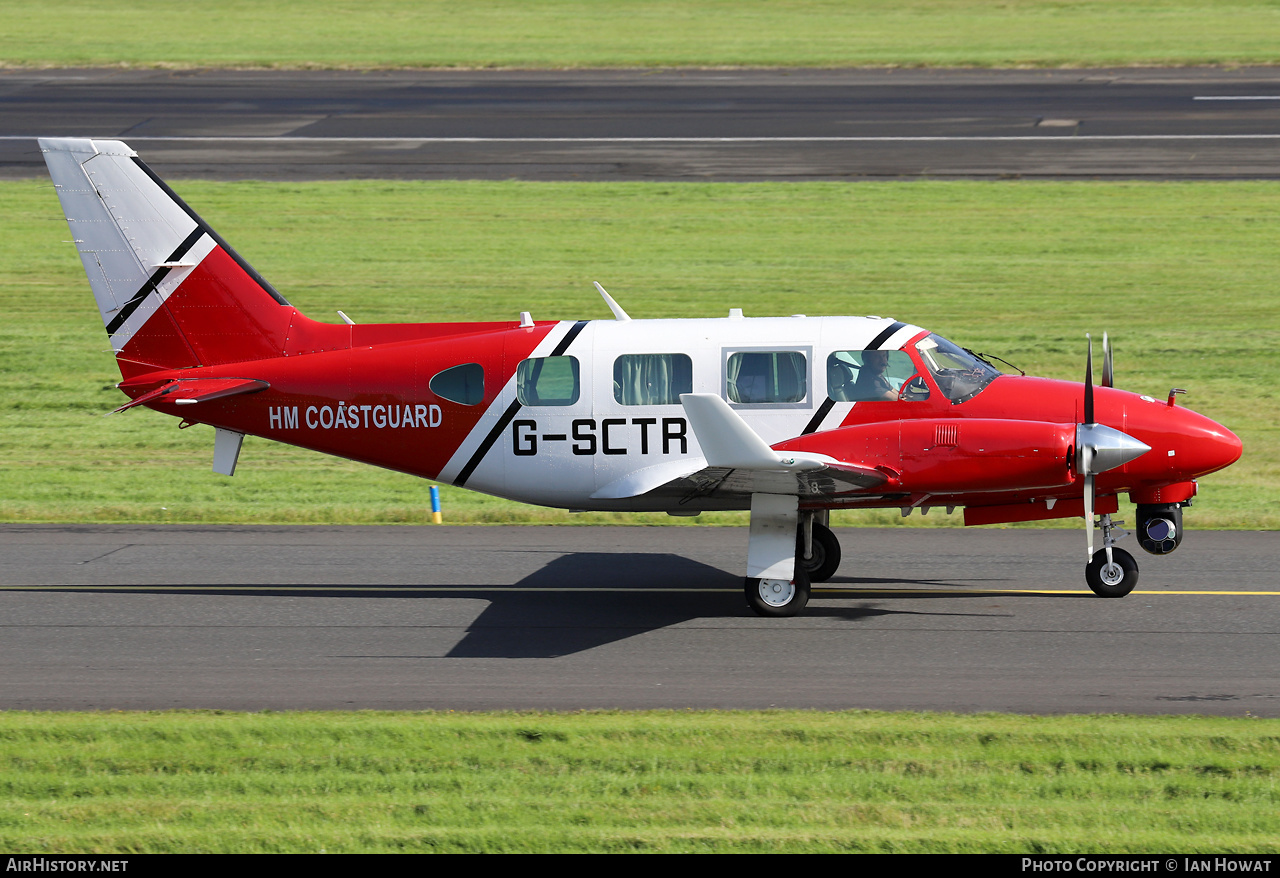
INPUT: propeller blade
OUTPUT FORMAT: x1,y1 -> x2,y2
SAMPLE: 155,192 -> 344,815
1101,332 -> 1114,388
1084,333 -> 1095,425
1082,333 -> 1096,558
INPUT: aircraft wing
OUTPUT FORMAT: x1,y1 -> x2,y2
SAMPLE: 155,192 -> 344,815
679,462 -> 886,498
591,394 -> 889,502
591,456 -> 886,501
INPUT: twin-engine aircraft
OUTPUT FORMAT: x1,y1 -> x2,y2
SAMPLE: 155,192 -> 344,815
41,138 -> 1242,616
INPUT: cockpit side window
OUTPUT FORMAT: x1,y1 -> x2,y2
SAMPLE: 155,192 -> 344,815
827,350 -> 928,402
913,334 -> 1000,404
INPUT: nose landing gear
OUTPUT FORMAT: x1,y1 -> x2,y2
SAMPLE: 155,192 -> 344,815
1085,513 -> 1139,597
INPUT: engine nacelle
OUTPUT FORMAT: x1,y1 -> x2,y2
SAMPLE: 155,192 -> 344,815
781,419 -> 1077,494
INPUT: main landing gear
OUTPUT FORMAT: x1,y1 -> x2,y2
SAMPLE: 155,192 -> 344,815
744,502 -> 842,617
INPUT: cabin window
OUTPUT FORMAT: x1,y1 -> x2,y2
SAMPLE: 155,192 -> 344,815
726,351 -> 807,404
613,353 -> 693,405
516,355 -> 580,406
429,362 -> 485,406
827,350 -> 928,402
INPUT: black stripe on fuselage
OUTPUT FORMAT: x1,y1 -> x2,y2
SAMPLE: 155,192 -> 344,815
105,226 -> 205,336
548,319 -> 588,357
453,320 -> 588,487
866,321 -> 907,351
453,399 -> 523,488
801,396 -> 836,435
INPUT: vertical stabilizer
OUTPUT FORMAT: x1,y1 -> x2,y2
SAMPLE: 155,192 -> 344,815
41,137 -> 298,378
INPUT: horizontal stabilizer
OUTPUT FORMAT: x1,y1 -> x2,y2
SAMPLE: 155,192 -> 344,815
112,378 -> 268,413
111,381 -> 180,413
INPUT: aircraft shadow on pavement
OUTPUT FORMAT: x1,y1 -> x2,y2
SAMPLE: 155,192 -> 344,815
445,554 -> 1023,658
446,553 -> 736,658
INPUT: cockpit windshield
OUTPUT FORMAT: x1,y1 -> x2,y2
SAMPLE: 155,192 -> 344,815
914,334 -> 1001,403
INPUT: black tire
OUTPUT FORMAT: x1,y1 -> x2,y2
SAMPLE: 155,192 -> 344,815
797,522 -> 841,583
1085,547 -> 1139,598
745,567 -> 811,617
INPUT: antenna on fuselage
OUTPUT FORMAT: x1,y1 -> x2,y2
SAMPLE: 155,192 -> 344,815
594,282 -> 631,321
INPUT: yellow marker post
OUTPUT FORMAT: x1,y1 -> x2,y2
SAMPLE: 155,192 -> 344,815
430,485 -> 443,524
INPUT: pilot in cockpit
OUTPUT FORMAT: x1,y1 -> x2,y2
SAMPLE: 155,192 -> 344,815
851,350 -> 897,401
828,349 -> 925,402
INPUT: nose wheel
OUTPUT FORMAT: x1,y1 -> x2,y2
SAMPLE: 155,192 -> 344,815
1085,546 -> 1139,598
1082,511 -> 1139,598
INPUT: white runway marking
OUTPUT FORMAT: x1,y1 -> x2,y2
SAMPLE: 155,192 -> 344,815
1194,95 -> 1280,101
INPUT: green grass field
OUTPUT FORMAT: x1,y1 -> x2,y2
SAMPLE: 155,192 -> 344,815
2,1 -> 1279,70
3,710 -> 1277,853
2,178 -> 1275,527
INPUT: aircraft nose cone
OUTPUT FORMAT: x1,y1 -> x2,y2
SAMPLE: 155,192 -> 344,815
1160,409 -> 1243,480
1193,422 -> 1243,476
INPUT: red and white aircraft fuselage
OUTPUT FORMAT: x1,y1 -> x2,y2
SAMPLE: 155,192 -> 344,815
41,137 -> 1242,615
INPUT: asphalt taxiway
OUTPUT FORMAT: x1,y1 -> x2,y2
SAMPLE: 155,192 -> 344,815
5,67 -> 1280,180
2,525 -> 1276,714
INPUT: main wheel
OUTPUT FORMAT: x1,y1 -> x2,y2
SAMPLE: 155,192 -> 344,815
745,567 -> 811,617
797,522 -> 841,583
1085,547 -> 1139,598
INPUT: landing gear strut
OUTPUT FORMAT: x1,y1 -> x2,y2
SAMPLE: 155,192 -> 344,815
1085,513 -> 1139,598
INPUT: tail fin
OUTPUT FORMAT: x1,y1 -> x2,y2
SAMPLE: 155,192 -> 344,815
41,138 -> 298,378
